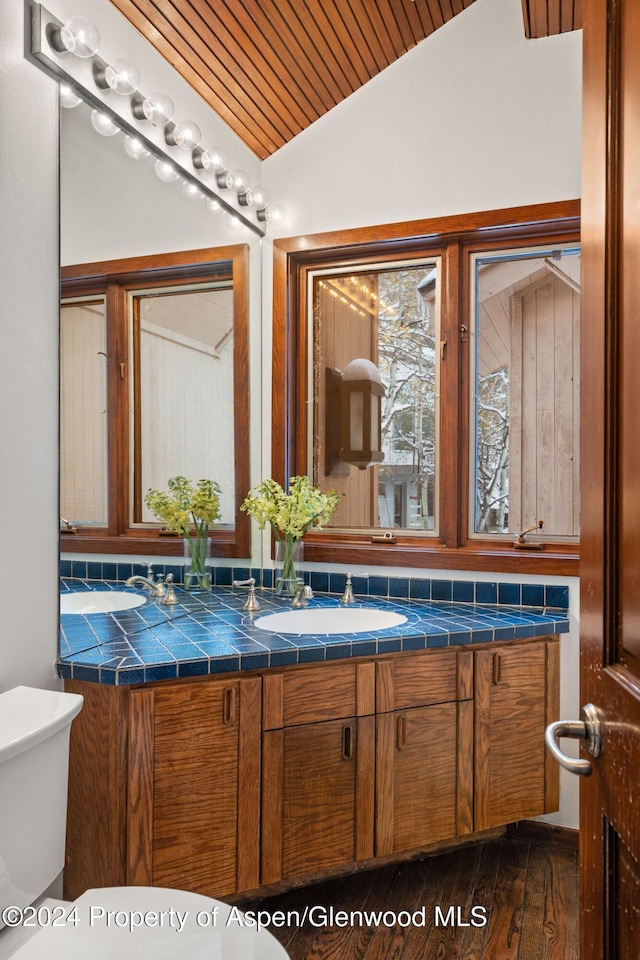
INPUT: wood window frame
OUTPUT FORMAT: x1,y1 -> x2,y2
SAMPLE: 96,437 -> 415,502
272,200 -> 580,576
60,245 -> 251,558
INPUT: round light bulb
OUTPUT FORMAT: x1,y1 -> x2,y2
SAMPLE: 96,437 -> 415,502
181,181 -> 204,201
124,135 -> 150,160
58,17 -> 100,58
59,83 -> 82,108
154,159 -> 179,183
207,198 -> 222,215
90,109 -> 119,137
264,202 -> 285,225
174,121 -> 201,150
104,59 -> 139,95
251,186 -> 268,209
225,212 -> 244,231
200,149 -> 226,174
230,169 -> 250,194
142,93 -> 174,126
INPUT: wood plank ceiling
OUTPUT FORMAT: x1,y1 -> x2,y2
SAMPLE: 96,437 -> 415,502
107,0 -> 582,160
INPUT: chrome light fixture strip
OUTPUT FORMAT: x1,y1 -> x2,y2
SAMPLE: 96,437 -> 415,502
29,3 -> 265,238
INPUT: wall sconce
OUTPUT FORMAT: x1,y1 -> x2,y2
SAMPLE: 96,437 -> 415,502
326,359 -> 385,474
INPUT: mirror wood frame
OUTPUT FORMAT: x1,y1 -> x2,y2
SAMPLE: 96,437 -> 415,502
60,244 -> 250,557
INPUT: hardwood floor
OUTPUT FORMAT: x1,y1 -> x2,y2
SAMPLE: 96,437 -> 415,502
240,835 -> 578,959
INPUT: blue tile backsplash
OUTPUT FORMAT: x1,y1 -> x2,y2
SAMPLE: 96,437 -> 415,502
58,559 -> 570,611
58,564 -> 571,686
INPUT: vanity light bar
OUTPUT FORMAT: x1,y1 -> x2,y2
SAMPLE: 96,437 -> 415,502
28,3 -> 269,238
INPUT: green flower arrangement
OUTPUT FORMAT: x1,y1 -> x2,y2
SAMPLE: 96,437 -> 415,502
145,476 -> 222,592
241,476 -> 340,594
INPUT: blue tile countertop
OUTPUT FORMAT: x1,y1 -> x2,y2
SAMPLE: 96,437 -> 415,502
58,579 -> 571,686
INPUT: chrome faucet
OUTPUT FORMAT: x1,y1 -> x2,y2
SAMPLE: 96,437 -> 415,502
125,563 -> 166,598
292,581 -> 314,607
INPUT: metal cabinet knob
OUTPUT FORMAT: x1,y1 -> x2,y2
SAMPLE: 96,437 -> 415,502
545,702 -> 602,777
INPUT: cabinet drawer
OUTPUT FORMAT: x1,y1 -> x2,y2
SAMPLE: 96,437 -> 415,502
263,661 -> 375,729
376,649 -> 473,712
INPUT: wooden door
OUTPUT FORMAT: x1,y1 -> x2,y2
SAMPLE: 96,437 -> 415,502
127,677 -> 261,897
375,702 -> 459,856
579,0 -> 640,955
474,640 -> 559,830
262,716 -> 375,885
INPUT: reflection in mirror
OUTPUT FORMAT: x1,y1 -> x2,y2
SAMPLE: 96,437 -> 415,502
60,297 -> 108,525
59,80 -> 258,558
133,284 -> 235,526
60,246 -> 249,556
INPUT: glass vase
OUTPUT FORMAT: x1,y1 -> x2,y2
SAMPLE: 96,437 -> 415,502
183,532 -> 212,593
274,539 -> 303,596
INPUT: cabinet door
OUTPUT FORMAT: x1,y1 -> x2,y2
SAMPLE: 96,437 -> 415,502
128,677 -> 261,896
262,715 -> 375,885
474,639 -> 559,831
376,700 -> 472,857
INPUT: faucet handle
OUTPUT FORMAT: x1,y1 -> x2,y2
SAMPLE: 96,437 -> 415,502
145,561 -> 154,579
233,578 -> 261,612
340,572 -> 356,605
161,573 -> 178,605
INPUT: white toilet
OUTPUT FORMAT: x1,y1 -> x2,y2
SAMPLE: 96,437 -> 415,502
0,687 -> 290,958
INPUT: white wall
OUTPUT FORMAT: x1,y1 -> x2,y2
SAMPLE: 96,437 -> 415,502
0,1 -> 60,692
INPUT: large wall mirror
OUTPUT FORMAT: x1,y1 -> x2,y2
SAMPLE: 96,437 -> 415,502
60,100 -> 256,557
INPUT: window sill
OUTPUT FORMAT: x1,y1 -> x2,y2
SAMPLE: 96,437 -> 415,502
59,529 -> 249,559
301,534 -> 579,577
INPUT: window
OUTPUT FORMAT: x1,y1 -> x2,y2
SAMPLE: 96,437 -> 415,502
273,201 -> 580,574
471,245 -> 581,541
310,259 -> 440,534
60,246 -> 250,557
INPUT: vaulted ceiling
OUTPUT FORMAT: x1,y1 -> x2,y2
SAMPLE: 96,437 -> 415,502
107,0 -> 582,160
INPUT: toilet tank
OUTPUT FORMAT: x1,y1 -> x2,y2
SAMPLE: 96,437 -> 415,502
0,687 -> 83,923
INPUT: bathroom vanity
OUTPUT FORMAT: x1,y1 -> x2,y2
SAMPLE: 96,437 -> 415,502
60,583 -> 561,902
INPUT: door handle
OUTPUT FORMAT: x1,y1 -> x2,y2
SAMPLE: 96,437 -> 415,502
342,724 -> 354,760
545,702 -> 602,777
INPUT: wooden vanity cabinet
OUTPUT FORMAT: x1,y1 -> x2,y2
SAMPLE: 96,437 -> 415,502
64,636 -> 559,900
474,638 -> 560,830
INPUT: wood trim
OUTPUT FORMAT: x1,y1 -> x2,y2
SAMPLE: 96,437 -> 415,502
356,715 -> 375,861
356,661 -> 376,715
273,201 -> 580,256
473,649 -> 492,833
545,638 -> 561,813
237,677 -> 261,891
374,711 -> 395,857
63,681 -> 129,898
273,201 -> 581,574
261,729 -> 283,885
300,536 -> 579,575
457,699 -> 474,835
262,673 -> 284,730
375,660 -> 395,714
506,820 -> 579,850
457,650 -> 474,701
127,689 -> 155,885
61,245 -> 251,557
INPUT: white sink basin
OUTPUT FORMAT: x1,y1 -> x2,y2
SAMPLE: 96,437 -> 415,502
254,607 -> 408,635
60,592 -> 147,615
